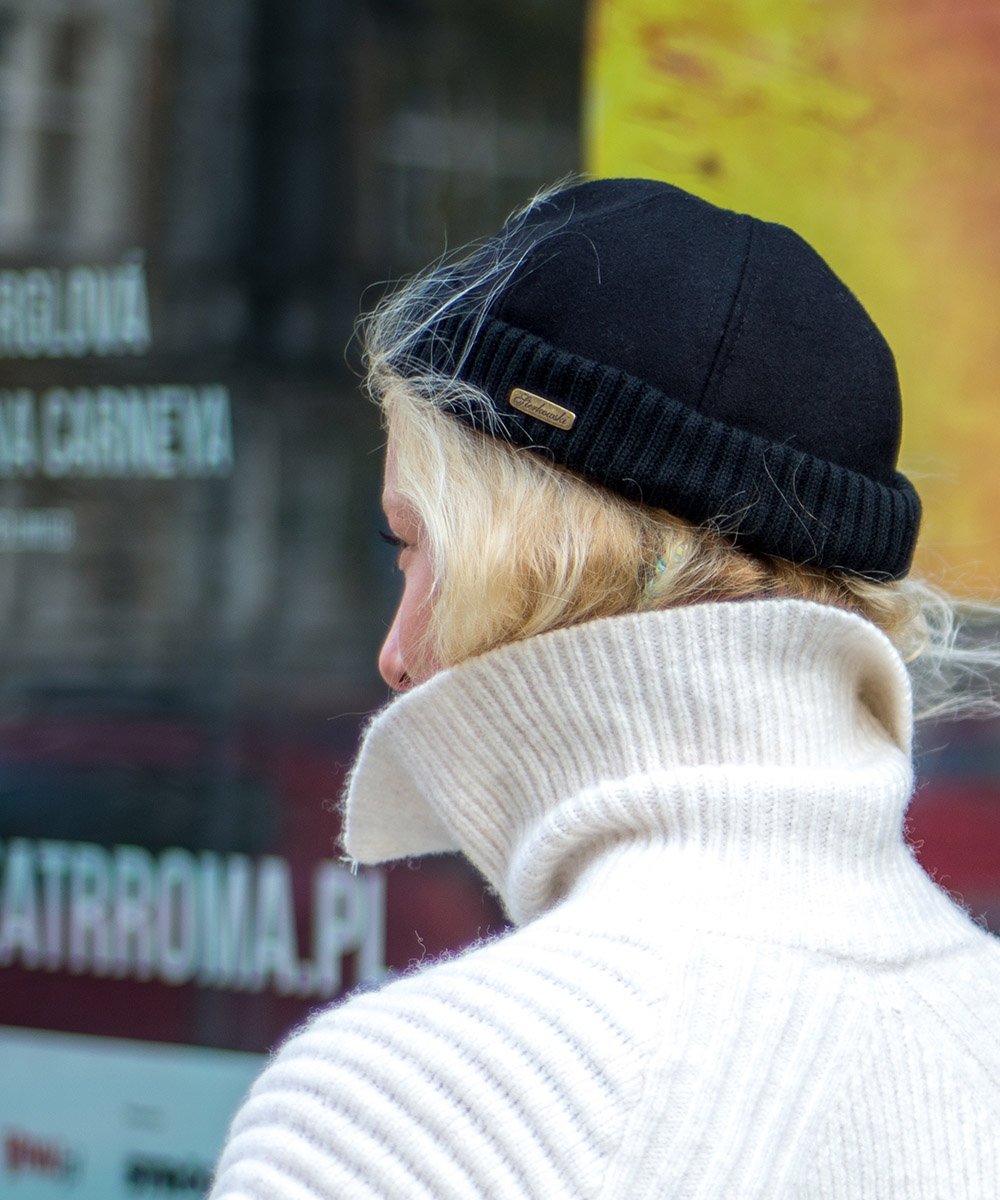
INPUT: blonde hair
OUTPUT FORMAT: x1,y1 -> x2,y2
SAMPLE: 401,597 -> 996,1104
375,373 -> 1000,722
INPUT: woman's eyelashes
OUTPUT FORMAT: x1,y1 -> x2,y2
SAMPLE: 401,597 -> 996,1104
379,527 -> 412,569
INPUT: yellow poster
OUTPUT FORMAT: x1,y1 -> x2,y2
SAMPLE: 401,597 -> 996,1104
586,0 -> 1000,591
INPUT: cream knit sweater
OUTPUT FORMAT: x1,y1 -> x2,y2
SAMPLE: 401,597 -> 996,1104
211,600 -> 1000,1199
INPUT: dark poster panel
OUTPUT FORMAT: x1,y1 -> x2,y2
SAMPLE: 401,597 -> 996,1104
0,0 -> 583,1194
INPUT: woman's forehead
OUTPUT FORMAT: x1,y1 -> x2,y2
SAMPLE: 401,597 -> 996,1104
380,452 -> 419,526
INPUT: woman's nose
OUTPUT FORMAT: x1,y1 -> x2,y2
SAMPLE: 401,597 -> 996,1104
378,620 -> 410,691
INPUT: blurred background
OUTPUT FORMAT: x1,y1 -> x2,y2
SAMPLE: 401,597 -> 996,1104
0,0 -> 997,1195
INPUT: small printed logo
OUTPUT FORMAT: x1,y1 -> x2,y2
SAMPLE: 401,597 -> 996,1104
4,1128 -> 82,1182
508,387 -> 577,430
123,1154 -> 213,1195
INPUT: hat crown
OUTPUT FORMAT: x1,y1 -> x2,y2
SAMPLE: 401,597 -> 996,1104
493,179 -> 902,486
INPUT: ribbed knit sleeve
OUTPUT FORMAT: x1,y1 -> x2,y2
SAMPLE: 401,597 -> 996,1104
800,945 -> 1000,1198
210,917 -> 657,1200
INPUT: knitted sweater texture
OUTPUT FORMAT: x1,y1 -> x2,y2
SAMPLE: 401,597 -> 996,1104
211,600 -> 1000,1199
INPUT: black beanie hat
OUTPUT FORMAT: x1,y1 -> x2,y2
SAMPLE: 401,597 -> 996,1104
406,178 -> 921,579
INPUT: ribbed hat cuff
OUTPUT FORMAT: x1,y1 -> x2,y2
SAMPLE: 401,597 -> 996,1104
414,315 -> 920,580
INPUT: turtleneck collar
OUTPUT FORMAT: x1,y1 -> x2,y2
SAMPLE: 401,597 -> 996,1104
343,599 -> 972,957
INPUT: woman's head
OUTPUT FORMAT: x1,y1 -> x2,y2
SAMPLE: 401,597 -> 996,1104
364,178 -> 930,686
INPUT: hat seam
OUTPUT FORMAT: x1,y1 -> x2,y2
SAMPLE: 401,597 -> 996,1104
702,219 -> 763,420
697,214 -> 755,415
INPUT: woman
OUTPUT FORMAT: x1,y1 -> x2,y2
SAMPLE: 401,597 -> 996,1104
211,179 -> 1000,1198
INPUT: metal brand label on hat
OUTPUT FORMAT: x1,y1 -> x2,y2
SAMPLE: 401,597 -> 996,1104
508,387 -> 576,431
